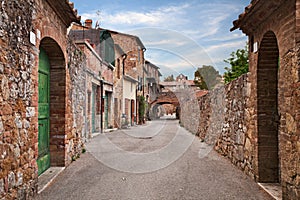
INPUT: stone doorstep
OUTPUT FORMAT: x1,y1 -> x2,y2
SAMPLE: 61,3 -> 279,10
91,128 -> 118,137
37,167 -> 65,194
258,183 -> 282,200
103,128 -> 118,133
91,132 -> 102,138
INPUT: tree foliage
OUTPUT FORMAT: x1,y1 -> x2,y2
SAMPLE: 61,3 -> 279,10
194,70 -> 208,90
164,74 -> 175,82
224,45 -> 249,84
196,65 -> 221,90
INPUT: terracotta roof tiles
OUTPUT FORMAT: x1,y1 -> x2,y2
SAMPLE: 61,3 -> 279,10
230,0 -> 284,34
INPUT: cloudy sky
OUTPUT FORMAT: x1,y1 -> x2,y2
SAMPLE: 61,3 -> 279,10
71,0 -> 250,79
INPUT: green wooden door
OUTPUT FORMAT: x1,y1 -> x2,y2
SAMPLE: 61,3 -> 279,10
103,96 -> 108,129
37,48 -> 50,175
91,85 -> 96,132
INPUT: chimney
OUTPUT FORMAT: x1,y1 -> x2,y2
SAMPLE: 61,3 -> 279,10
85,19 -> 93,29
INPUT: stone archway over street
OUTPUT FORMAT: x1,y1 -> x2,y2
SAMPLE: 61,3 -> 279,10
150,91 -> 180,119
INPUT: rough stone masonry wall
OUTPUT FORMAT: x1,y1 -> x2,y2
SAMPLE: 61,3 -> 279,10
279,45 -> 300,199
67,39 -> 86,161
0,0 -> 38,199
0,0 -> 87,198
214,75 -> 254,178
180,74 -> 254,177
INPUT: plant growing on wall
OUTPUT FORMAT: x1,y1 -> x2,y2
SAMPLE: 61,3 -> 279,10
224,44 -> 249,84
138,95 -> 146,124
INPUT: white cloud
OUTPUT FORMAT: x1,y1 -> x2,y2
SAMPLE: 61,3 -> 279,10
205,40 -> 246,54
203,33 -> 245,42
80,3 -> 190,28
80,2 -> 242,43
78,1 -> 248,77
105,12 -> 161,26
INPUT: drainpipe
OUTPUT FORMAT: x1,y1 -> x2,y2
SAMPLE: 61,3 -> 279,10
84,69 -> 88,138
142,60 -> 145,97
100,79 -> 104,133
122,54 -> 126,127
136,85 -> 138,125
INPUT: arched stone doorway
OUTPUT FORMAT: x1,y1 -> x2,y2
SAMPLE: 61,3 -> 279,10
257,31 -> 280,183
38,37 -> 66,175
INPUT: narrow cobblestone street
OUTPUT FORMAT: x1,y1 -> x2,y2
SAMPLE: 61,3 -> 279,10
35,118 -> 272,200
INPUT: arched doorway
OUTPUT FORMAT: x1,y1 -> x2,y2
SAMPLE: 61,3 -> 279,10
257,31 -> 280,183
38,37 -> 66,175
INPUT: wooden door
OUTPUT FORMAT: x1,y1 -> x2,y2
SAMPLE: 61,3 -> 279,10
37,48 -> 51,175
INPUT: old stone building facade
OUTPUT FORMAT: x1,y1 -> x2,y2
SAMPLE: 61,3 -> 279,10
70,20 -> 162,127
232,0 -> 300,199
113,44 -> 126,128
144,60 -> 162,103
73,40 -> 114,135
180,1 -> 300,199
107,30 -> 146,125
0,0 -> 163,198
69,22 -> 115,132
0,0 -> 88,198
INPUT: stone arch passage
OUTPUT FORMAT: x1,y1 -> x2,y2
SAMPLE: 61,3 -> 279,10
257,31 -> 280,183
150,91 -> 180,119
39,37 -> 66,168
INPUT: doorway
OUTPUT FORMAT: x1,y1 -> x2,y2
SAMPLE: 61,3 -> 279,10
257,31 -> 280,183
37,47 -> 51,175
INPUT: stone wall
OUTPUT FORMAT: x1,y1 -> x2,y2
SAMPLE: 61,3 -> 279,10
179,88 -> 202,135
180,74 -> 254,177
278,46 -> 300,199
113,50 -> 125,129
214,75 -> 254,178
0,0 -> 38,199
0,0 -> 84,198
231,1 -> 300,198
181,59 -> 300,199
67,39 -> 86,160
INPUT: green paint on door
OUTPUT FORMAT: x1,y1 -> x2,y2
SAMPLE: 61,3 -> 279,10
104,96 -> 108,129
91,85 -> 96,132
37,48 -> 50,176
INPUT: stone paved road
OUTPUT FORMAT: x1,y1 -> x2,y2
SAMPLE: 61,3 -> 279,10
35,118 -> 272,200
